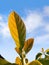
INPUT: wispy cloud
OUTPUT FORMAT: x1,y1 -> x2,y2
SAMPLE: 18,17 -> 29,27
43,6 -> 49,16
23,6 -> 49,34
0,15 -> 10,37
35,34 -> 49,44
23,11 -> 43,33
45,24 -> 49,32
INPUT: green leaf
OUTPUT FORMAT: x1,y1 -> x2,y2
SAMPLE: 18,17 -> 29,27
35,53 -> 42,60
0,58 -> 10,65
8,11 -> 26,49
23,38 -> 34,54
28,60 -> 42,65
38,58 -> 49,65
45,49 -> 49,55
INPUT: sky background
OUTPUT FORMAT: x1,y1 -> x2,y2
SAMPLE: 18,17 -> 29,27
0,0 -> 49,63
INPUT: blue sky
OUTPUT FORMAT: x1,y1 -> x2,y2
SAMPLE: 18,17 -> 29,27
0,0 -> 49,63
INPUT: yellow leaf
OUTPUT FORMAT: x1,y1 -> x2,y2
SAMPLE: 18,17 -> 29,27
8,11 -> 26,49
45,49 -> 49,53
15,57 -> 22,65
23,38 -> 34,54
28,60 -> 42,65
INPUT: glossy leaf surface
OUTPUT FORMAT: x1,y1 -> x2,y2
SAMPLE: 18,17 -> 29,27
8,11 -> 26,49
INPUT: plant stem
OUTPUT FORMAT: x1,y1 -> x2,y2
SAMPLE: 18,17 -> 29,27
21,57 -> 24,65
21,49 -> 25,65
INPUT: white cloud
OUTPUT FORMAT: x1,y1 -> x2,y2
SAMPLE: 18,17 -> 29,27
0,16 -> 2,20
35,34 -> 49,44
23,11 -> 43,33
0,16 -> 10,37
23,6 -> 49,34
43,6 -> 49,16
45,24 -> 49,32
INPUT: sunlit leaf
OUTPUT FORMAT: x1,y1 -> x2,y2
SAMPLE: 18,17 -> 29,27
28,60 -> 42,65
45,49 -> 49,54
15,57 -> 22,65
8,11 -> 26,49
15,47 -> 21,55
23,38 -> 34,54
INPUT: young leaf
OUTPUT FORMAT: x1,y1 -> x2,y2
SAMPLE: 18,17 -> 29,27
8,11 -> 26,49
15,57 -> 22,65
23,38 -> 34,54
15,47 -> 21,55
28,60 -> 42,65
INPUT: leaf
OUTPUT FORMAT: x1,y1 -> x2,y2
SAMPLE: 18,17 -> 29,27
5,63 -> 17,65
15,47 -> 21,55
45,49 -> 49,53
46,52 -> 49,55
35,53 -> 42,60
38,58 -> 49,65
23,38 -> 34,54
15,57 -> 22,65
0,58 -> 10,65
45,49 -> 49,56
28,60 -> 42,65
8,11 -> 26,49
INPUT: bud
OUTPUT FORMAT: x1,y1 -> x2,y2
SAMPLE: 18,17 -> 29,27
25,58 -> 28,64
